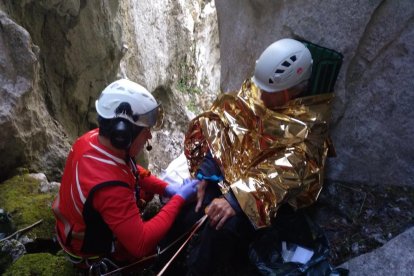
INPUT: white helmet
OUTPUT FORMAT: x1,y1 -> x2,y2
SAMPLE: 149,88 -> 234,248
252,38 -> 313,93
95,79 -> 163,128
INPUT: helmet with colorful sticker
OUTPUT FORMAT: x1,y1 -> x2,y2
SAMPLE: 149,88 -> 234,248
252,38 -> 313,93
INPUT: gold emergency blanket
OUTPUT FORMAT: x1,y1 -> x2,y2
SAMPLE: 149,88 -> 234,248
184,80 -> 333,228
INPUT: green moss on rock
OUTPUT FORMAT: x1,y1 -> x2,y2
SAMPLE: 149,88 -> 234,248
3,253 -> 74,276
0,174 -> 56,239
0,251 -> 13,275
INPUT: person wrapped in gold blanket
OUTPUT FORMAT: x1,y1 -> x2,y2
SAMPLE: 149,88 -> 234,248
175,38 -> 340,275
185,77 -> 333,228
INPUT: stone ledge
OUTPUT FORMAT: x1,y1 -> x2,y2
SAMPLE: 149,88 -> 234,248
339,226 -> 414,275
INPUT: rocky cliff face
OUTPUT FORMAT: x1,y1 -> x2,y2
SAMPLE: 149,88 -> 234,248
0,0 -> 126,180
0,10 -> 69,180
0,0 -> 413,188
116,0 -> 220,172
0,0 -> 220,181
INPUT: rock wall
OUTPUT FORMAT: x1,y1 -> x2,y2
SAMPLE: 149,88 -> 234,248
0,0 -> 220,180
0,1 -> 134,180
108,0 -> 220,172
0,11 -> 69,180
0,0 -> 126,180
3,0 -> 124,136
215,0 -> 414,186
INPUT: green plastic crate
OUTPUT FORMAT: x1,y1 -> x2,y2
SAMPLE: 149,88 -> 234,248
300,39 -> 343,95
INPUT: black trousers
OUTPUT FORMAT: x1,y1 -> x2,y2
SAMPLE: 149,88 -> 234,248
158,183 -> 255,275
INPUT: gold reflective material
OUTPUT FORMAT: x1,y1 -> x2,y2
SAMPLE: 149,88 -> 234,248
153,105 -> 165,130
184,79 -> 333,228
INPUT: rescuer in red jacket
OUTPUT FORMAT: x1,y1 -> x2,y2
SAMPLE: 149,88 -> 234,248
52,79 -> 199,269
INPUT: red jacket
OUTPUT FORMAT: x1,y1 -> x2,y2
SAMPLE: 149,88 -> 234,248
52,129 -> 184,261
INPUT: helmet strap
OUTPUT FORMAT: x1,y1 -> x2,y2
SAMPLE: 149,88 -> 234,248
282,89 -> 290,103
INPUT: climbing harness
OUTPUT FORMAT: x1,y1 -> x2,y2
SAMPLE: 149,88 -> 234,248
88,258 -> 119,275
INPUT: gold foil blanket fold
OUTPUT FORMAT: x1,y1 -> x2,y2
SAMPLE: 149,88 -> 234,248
184,80 -> 333,228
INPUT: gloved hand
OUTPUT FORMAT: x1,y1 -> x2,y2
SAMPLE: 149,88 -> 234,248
176,178 -> 200,201
164,184 -> 179,197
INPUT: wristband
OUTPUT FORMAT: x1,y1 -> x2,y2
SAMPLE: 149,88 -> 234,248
196,172 -> 223,182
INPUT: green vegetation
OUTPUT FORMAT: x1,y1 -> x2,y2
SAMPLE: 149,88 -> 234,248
175,60 -> 203,114
3,253 -> 74,276
176,60 -> 202,95
0,174 -> 56,239
186,98 -> 199,114
176,77 -> 202,95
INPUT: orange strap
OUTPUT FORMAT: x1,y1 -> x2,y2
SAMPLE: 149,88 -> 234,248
101,214 -> 208,276
138,167 -> 152,178
156,215 -> 208,276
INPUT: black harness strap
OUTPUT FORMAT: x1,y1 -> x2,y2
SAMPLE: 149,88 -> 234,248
81,181 -> 129,255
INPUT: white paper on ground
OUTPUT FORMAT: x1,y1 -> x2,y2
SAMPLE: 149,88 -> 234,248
290,245 -> 314,264
281,241 -> 314,264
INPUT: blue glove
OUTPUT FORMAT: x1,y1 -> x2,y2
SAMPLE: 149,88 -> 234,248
176,178 -> 199,201
164,185 -> 179,197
